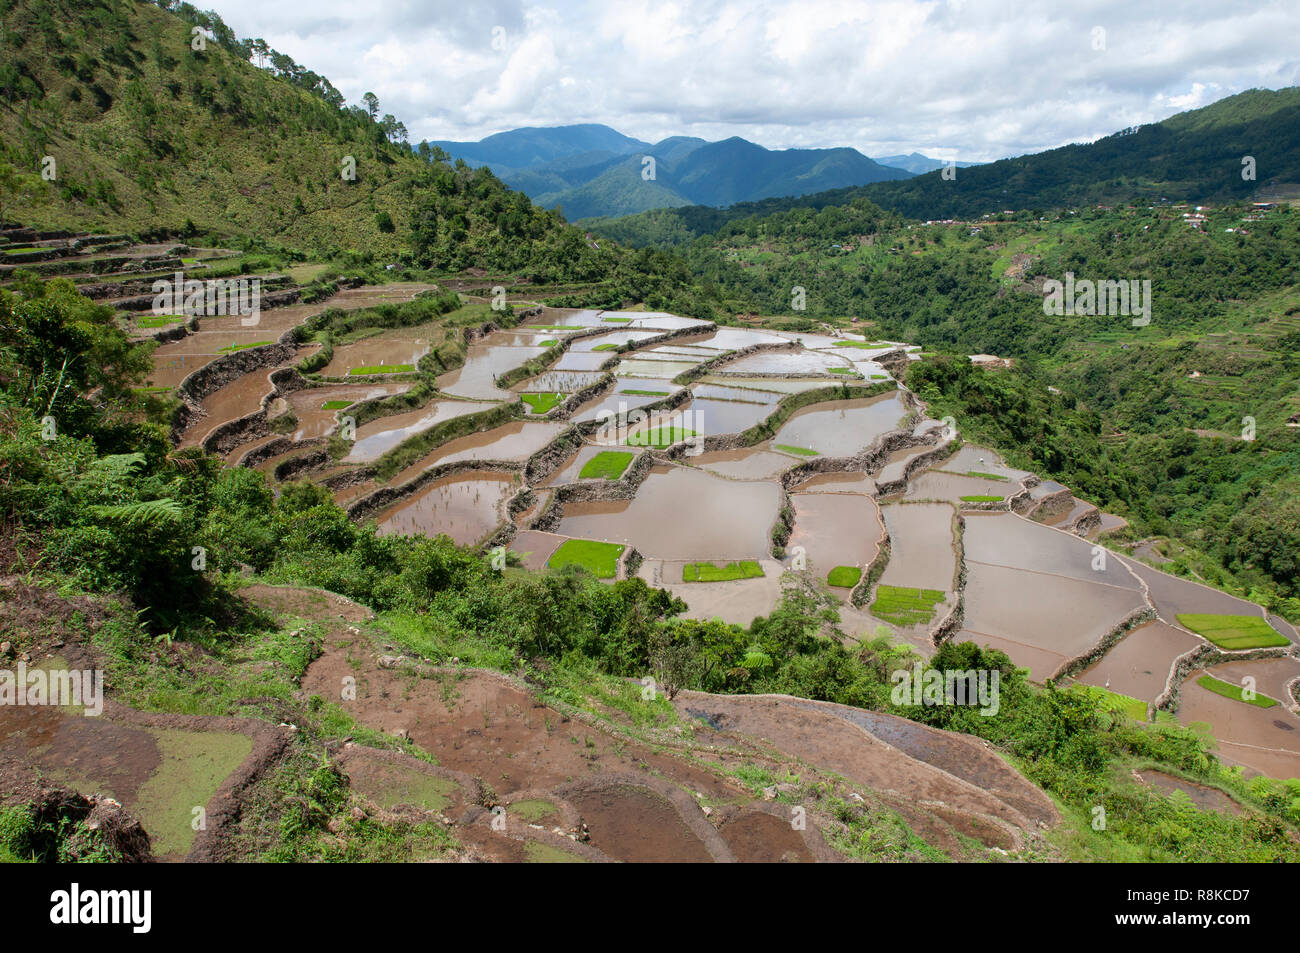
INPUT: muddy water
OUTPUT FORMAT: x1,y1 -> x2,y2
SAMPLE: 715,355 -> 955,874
285,383 -> 410,440
1027,479 -> 1068,500
394,420 -> 568,478
321,325 -> 435,376
551,350 -> 612,372
596,312 -> 710,331
1203,657 -> 1300,710
796,471 -> 877,495
1138,771 -> 1243,814
148,282 -> 440,389
615,358 -> 700,379
1076,621 -> 1201,703
375,471 -> 517,545
570,388 -> 675,424
963,513 -> 1141,590
956,628 -> 1065,683
690,383 -> 781,404
700,376 -> 830,394
557,465 -> 778,560
788,493 -> 883,576
1120,557 -> 1287,634
183,361 -> 323,447
516,370 -> 605,393
962,560 -> 1147,681
1091,512 -> 1129,536
566,784 -> 714,862
719,811 -> 815,862
693,448 -> 793,480
771,392 -> 907,458
646,345 -> 724,359
568,329 -> 662,351
508,529 -> 567,572
879,503 -> 956,590
940,444 -> 1033,483
875,444 -> 935,484
1043,497 -> 1097,528
545,445 -> 634,485
343,400 -> 499,463
682,398 -> 773,436
526,309 -> 604,328
722,349 -> 850,375
437,340 -> 551,400
905,471 -> 1012,504
693,328 -> 789,349
1178,675 -> 1300,779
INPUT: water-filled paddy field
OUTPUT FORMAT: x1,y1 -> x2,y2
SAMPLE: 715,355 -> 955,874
557,465 -> 779,561
375,471 -> 518,545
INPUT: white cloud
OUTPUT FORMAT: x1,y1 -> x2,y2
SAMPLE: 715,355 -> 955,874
202,0 -> 1300,160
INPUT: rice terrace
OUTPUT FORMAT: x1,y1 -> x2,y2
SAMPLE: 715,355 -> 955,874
2,0 -> 1300,903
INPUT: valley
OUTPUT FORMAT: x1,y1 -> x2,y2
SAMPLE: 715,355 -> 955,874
1,0 -> 1299,871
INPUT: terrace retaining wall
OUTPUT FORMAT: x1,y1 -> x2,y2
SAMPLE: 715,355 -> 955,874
1155,642 -> 1298,714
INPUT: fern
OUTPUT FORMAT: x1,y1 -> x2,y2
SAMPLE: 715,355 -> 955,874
89,497 -> 183,527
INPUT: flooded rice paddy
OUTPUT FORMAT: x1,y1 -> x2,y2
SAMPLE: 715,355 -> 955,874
375,471 -> 518,545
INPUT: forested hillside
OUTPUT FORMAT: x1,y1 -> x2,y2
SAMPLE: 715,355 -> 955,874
0,0 -> 606,281
588,87 -> 1300,240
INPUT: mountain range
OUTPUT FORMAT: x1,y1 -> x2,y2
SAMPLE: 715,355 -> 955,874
585,86 -> 1300,243
430,125 -> 941,218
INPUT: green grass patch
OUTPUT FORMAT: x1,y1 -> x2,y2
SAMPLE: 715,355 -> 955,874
132,728 -> 253,858
548,539 -> 625,578
133,313 -> 184,328
578,450 -> 634,480
592,343 -> 620,351
524,840 -> 587,863
539,339 -> 558,347
620,388 -> 669,396
870,585 -> 945,627
832,340 -> 889,348
347,364 -> 415,375
626,425 -> 698,449
1176,614 -> 1289,649
508,799 -> 559,823
218,341 -> 271,352
1195,675 -> 1278,708
521,392 -> 565,414
960,495 -> 1003,502
828,367 -> 855,374
682,561 -> 765,582
774,443 -> 819,457
827,565 -> 862,588
321,399 -> 353,411
966,471 -> 1008,480
602,316 -> 632,323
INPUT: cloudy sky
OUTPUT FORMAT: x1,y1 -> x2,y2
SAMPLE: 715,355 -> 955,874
202,0 -> 1299,161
